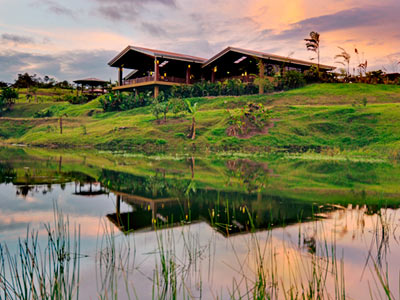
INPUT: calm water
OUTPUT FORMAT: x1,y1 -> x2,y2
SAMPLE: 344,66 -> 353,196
0,147 -> 399,299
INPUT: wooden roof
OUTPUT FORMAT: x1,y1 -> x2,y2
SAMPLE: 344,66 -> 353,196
73,78 -> 108,86
203,46 -> 335,70
108,45 -> 207,67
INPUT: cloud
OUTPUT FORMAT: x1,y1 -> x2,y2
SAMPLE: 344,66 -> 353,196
0,49 -> 117,83
271,4 -> 400,40
1,33 -> 35,45
93,0 -> 176,22
33,0 -> 76,18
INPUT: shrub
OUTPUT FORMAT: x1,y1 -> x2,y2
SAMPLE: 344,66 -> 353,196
0,87 -> 18,113
303,65 -> 320,83
168,97 -> 187,117
254,77 -> 274,93
171,80 -> 259,98
279,71 -> 306,90
64,95 -> 89,105
99,92 -> 152,112
33,109 -> 53,118
151,99 -> 169,122
227,102 -> 270,136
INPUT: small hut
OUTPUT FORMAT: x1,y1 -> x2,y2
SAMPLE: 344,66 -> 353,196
73,78 -> 108,98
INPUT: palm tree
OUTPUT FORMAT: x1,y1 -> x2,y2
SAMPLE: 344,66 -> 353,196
185,100 -> 198,140
334,47 -> 351,77
305,31 -> 320,71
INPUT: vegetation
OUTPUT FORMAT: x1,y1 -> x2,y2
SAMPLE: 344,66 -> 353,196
99,92 -> 152,112
171,79 -> 259,98
0,87 -> 18,114
0,84 -> 400,156
304,31 -> 320,71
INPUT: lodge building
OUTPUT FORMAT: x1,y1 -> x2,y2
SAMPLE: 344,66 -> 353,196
108,45 -> 335,97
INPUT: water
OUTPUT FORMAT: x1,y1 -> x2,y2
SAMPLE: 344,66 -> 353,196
0,147 -> 399,299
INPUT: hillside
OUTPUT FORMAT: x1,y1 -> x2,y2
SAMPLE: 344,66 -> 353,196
1,83 -> 400,158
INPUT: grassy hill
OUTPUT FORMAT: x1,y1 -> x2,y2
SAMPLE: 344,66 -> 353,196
1,83 -> 400,158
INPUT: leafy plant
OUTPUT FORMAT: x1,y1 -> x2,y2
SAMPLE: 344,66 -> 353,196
227,102 -> 270,136
185,100 -> 198,139
279,70 -> 306,90
33,109 -> 53,118
168,97 -> 187,117
305,31 -> 320,71
99,91 -> 152,112
0,87 -> 18,114
335,47 -> 351,77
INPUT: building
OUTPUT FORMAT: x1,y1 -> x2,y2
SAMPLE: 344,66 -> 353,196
108,45 -> 335,97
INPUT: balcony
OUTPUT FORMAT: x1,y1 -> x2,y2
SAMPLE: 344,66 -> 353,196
122,75 -> 187,86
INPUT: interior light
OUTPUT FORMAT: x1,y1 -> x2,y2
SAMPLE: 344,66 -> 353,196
234,56 -> 247,64
188,64 -> 191,68
159,61 -> 169,67
214,66 -> 217,72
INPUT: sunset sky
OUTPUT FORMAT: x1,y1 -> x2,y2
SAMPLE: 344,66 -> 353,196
1,0 -> 399,82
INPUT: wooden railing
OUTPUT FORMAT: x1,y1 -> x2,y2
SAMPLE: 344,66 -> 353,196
123,76 -> 186,86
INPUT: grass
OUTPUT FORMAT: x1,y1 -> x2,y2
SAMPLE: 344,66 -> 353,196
1,83 -> 400,156
2,201 -> 397,299
0,205 -> 81,300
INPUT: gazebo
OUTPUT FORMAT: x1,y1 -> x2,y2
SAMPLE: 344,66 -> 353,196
73,78 -> 108,96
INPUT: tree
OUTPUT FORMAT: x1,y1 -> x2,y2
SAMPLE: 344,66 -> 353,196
0,87 -> 18,114
305,31 -> 320,71
13,73 -> 37,88
334,47 -> 351,77
185,100 -> 198,140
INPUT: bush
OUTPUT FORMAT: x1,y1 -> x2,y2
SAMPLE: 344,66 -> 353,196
33,109 -> 53,118
278,70 -> 306,90
0,87 -> 18,113
227,102 -> 270,136
151,99 -> 169,122
64,95 -> 89,105
171,79 -> 259,98
100,92 -> 152,112
168,97 -> 187,117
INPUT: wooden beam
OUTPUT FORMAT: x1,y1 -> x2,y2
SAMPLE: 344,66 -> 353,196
154,85 -> 159,98
186,64 -> 191,84
154,59 -> 160,81
118,67 -> 123,86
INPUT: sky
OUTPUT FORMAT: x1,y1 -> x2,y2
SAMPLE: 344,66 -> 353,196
0,0 -> 399,83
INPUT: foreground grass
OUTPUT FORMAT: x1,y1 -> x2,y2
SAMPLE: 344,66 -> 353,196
1,84 -> 400,157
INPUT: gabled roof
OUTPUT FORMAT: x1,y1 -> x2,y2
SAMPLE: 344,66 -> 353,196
108,45 -> 207,67
203,46 -> 335,70
73,78 -> 108,85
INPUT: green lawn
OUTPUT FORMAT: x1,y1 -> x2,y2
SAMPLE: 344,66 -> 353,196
1,83 -> 400,157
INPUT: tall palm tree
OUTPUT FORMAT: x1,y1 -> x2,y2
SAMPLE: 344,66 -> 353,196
334,47 -> 351,77
305,31 -> 320,71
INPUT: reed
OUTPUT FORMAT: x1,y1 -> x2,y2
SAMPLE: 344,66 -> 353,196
0,204 -> 81,300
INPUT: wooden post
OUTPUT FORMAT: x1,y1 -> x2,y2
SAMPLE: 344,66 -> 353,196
258,59 -> 265,95
186,64 -> 191,84
154,59 -> 160,81
59,116 -> 63,135
211,67 -> 216,83
154,85 -> 159,99
118,67 -> 123,86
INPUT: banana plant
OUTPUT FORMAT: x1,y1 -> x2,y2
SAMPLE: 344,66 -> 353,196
185,100 -> 198,140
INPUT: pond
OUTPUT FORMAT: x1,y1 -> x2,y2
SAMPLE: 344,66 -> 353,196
0,147 -> 399,299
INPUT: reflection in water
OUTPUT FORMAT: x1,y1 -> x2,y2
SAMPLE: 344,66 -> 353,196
0,147 -> 399,298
